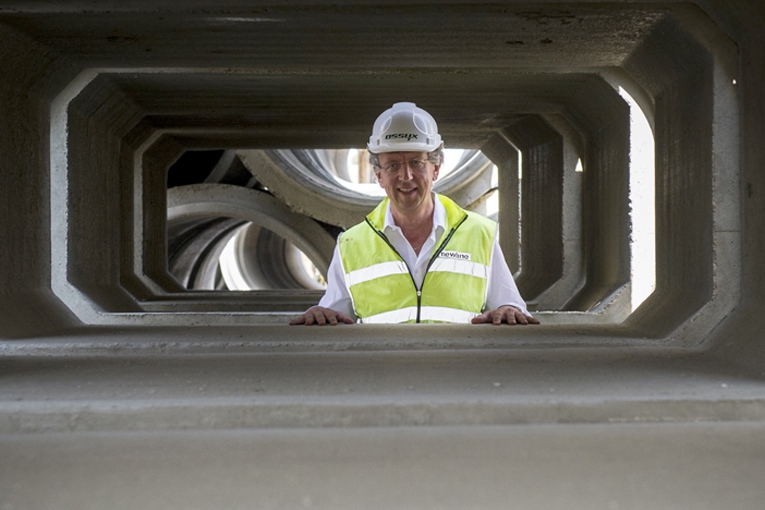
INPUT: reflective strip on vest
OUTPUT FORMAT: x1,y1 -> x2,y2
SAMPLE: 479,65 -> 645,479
345,260 -> 409,288
428,257 -> 489,280
340,194 -> 496,322
360,306 -> 479,324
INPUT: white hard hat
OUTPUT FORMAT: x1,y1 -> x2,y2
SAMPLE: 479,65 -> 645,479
367,102 -> 442,153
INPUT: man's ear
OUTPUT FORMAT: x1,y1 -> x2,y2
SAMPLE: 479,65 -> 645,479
375,171 -> 383,187
433,164 -> 441,181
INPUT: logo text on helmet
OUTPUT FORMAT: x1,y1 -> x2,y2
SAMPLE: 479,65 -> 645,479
385,133 -> 419,141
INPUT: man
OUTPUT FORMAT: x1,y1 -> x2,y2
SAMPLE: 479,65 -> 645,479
290,102 -> 539,326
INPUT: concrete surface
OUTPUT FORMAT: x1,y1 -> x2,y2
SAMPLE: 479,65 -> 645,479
0,0 -> 750,335
3,328 -> 765,508
2,343 -> 765,433
4,423 -> 765,510
1,1 -> 765,508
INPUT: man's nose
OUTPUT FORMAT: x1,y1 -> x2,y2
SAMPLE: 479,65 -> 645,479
399,162 -> 414,180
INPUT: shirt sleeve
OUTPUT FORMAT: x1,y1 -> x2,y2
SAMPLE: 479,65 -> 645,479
316,242 -> 357,319
485,237 -> 531,316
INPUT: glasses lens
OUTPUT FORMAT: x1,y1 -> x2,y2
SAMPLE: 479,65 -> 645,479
381,159 -> 428,174
385,163 -> 401,174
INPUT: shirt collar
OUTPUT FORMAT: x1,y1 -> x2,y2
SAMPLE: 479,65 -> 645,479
383,193 -> 446,235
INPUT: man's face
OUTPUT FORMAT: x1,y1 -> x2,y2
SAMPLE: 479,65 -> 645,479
375,151 -> 440,215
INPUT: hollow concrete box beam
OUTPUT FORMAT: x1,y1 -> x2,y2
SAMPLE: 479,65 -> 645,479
561,78 -> 632,316
535,113 -> 585,311
0,3 -> 764,506
621,14 -> 723,338
502,116 -> 566,304
66,76 -> 146,311
0,0 -> 754,341
706,3 -> 765,369
0,23 -> 84,337
139,135 -> 188,294
117,119 -> 170,301
480,134 -> 520,274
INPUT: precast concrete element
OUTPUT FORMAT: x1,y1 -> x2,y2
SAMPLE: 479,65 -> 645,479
0,3 -> 765,507
238,149 -> 380,228
620,11 -> 742,342
3,423 -> 765,510
558,76 -> 633,318
537,114 -> 586,310
503,116 -> 567,304
167,183 -> 335,286
168,216 -> 244,290
490,113 -> 586,312
0,2 -> 745,339
2,330 -> 765,510
482,92 -> 626,317
219,223 -> 328,291
0,6 -> 754,333
434,150 -> 496,212
480,133 -> 521,274
200,150 -> 253,187
4,335 -> 765,431
64,77 -> 152,311
0,22 -> 84,338
237,149 -> 495,228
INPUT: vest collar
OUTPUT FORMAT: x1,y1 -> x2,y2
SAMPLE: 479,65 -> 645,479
366,193 -> 467,232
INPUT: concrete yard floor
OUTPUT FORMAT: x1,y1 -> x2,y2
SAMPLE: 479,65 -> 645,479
2,326 -> 765,508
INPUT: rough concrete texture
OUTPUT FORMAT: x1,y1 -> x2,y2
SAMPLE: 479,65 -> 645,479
1,1 -> 765,508
2,331 -> 765,508
3,424 -> 765,510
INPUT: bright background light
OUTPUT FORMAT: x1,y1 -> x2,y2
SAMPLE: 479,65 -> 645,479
619,86 -> 656,311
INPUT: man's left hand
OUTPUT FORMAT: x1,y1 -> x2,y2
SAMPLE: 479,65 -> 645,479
471,305 -> 540,325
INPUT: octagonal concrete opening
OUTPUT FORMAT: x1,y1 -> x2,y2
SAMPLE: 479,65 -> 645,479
0,3 -> 740,348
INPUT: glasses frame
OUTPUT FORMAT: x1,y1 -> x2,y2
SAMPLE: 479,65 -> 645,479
375,158 -> 431,176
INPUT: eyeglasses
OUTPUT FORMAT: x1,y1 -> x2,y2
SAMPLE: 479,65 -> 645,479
376,158 -> 430,175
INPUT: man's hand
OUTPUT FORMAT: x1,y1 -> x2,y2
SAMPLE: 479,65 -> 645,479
289,306 -> 355,326
471,305 -> 540,325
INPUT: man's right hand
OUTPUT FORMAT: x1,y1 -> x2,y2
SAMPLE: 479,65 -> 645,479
289,306 -> 355,326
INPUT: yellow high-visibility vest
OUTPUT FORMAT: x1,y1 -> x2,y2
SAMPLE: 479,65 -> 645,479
338,194 -> 496,323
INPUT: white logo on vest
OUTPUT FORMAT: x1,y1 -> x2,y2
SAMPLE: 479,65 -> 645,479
439,251 -> 471,261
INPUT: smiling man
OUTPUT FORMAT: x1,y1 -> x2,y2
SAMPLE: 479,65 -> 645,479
290,102 -> 538,326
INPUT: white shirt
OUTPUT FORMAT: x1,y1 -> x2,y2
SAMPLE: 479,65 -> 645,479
318,196 -> 530,321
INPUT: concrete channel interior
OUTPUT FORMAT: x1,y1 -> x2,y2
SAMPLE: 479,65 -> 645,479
1,1 -> 764,508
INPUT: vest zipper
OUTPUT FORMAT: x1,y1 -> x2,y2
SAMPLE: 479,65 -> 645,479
425,214 -> 468,273
416,214 -> 468,322
365,212 -> 468,323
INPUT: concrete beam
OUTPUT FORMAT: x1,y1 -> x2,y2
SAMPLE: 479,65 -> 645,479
167,184 -> 335,279
503,116 -> 566,302
0,2 -> 751,342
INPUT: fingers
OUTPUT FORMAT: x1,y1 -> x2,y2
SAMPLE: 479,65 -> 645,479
336,313 -> 355,324
289,307 -> 354,326
509,308 -> 540,325
471,306 -> 540,325
470,311 -> 491,324
494,310 -> 510,325
292,307 -> 539,326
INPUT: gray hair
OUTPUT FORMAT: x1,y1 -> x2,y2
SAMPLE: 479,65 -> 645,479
369,144 -> 444,169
